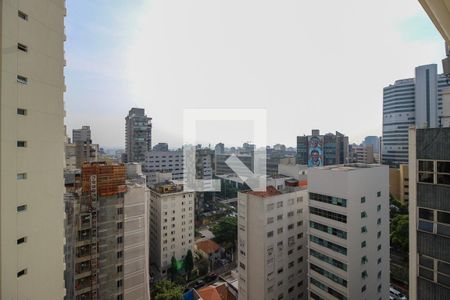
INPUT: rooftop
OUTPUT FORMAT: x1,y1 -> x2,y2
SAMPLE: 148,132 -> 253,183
150,181 -> 184,194
196,239 -> 221,254
317,163 -> 382,172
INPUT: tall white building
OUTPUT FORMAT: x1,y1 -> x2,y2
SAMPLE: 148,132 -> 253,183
382,64 -> 450,166
0,1 -> 67,299
149,181 -> 195,276
307,164 -> 390,300
237,181 -> 308,300
124,166 -> 150,300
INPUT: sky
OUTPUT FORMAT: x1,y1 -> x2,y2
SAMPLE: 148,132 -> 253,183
64,0 -> 445,149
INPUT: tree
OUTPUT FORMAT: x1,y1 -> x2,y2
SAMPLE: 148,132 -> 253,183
152,280 -> 183,300
184,250 -> 194,281
212,216 -> 237,250
391,214 -> 409,252
168,256 -> 178,281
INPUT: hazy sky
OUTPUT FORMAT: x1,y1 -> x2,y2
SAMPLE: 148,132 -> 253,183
65,0 -> 445,149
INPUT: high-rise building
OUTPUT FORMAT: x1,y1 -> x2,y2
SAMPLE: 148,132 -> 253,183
237,181 -> 308,300
125,108 -> 152,163
0,1 -> 66,298
214,143 -> 225,155
72,125 -> 92,143
149,181 -> 195,277
296,130 -> 349,167
307,164 -> 390,300
362,136 -> 381,153
194,148 -> 215,216
382,64 -> 450,167
143,150 -> 184,185
64,162 -> 129,299
408,128 -> 450,299
350,144 -> 375,164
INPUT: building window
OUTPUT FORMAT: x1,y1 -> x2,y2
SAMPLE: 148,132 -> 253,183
267,217 -> 274,224
377,218 -> 381,225
117,265 -> 123,273
240,262 -> 246,270
378,257 -> 382,264
17,237 -> 27,244
361,211 -> 367,218
361,241 -> 366,248
377,191 -> 381,197
310,207 -> 347,223
377,231 -> 381,238
18,10 -> 28,20
277,214 -> 283,221
437,161 -> 450,185
361,256 -> 368,265
117,251 -> 123,258
17,75 -> 28,84
117,236 -> 123,244
362,285 -> 367,292
17,141 -> 27,147
361,226 -> 367,233
17,269 -> 27,277
17,205 -> 27,212
17,108 -> 27,115
17,43 -> 28,52
377,244 -> 382,251
309,192 -> 347,207
267,231 -> 273,238
362,270 -> 368,279
17,173 -> 27,180
277,201 -> 283,208
361,197 -> 366,203
117,280 -> 123,287
377,204 -> 381,212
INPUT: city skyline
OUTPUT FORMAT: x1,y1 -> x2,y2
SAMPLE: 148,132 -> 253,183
64,0 -> 445,148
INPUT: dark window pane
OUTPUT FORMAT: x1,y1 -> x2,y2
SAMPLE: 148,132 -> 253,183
418,220 -> 433,233
438,261 -> 450,276
437,224 -> 450,237
437,273 -> 450,287
437,161 -> 450,173
437,174 -> 450,185
419,267 -> 434,280
419,255 -> 434,269
419,160 -> 434,172
419,208 -> 434,221
419,172 -> 434,183
438,211 -> 450,225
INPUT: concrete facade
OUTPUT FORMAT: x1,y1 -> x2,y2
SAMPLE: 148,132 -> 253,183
0,1 -> 67,298
149,182 -> 195,276
144,150 -> 184,185
307,164 -> 390,300
125,108 -> 152,163
237,184 -> 308,300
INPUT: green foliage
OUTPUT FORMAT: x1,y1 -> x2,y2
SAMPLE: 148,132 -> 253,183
153,280 -> 184,300
391,214 -> 409,252
168,256 -> 179,281
184,250 -> 194,280
212,216 -> 237,250
197,256 -> 209,276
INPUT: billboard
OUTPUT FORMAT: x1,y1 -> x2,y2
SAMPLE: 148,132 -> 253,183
308,135 -> 323,167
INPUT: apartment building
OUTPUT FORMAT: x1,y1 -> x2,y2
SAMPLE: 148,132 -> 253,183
143,150 -> 184,185
125,108 -> 152,163
73,125 -> 92,143
64,162 -> 128,299
237,181 -> 308,300
307,164 -> 390,300
123,165 -> 150,299
215,153 -> 253,175
149,181 -> 195,276
0,1 -> 67,298
409,127 -> 450,299
350,144 -> 375,164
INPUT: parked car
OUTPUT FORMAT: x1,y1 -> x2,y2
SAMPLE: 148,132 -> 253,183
193,280 -> 205,290
205,273 -> 218,283
390,287 -> 407,300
